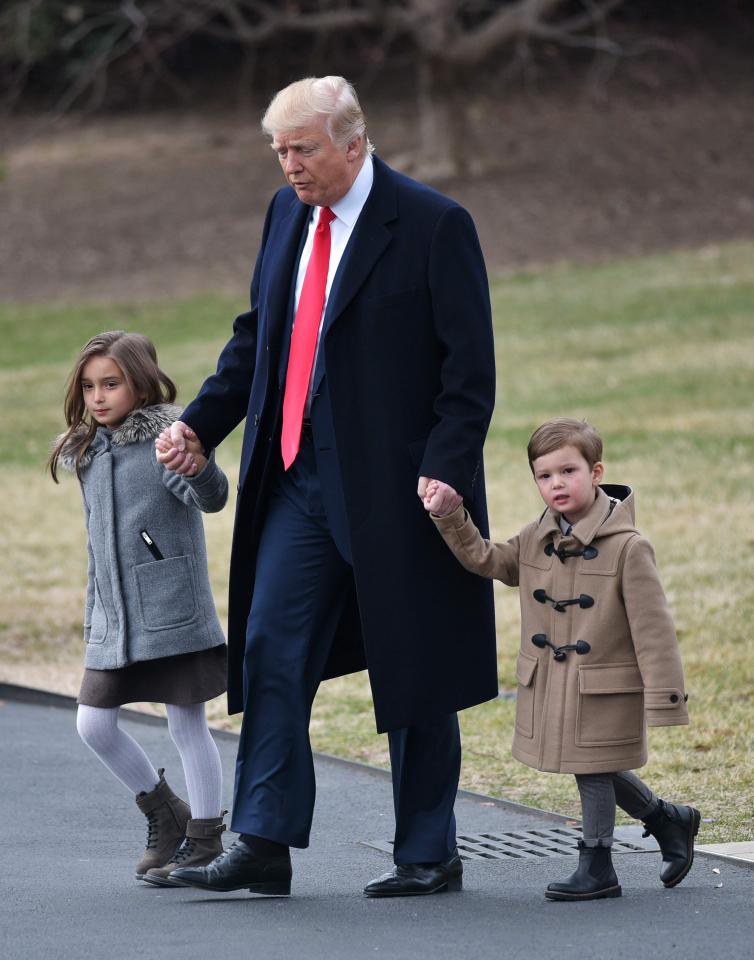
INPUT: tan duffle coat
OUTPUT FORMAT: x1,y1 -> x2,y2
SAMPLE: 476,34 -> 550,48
433,484 -> 688,774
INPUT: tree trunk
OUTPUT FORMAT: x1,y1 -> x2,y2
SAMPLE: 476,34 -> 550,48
414,54 -> 470,181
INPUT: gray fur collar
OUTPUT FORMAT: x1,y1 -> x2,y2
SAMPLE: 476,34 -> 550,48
109,403 -> 182,446
57,403 -> 182,472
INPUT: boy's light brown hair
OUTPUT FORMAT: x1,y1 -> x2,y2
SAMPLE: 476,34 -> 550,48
527,418 -> 603,471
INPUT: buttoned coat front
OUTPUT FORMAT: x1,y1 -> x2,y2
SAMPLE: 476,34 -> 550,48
433,485 -> 689,774
61,404 -> 228,670
181,156 -> 498,732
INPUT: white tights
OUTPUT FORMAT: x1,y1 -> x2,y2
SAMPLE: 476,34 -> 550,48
76,703 -> 223,819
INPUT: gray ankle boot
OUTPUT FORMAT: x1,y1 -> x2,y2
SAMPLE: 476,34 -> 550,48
134,768 -> 191,880
143,816 -> 226,887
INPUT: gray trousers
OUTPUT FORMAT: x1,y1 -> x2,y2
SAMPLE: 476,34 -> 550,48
575,771 -> 659,847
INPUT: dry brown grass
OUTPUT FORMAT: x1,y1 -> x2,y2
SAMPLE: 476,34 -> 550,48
1,243 -> 752,842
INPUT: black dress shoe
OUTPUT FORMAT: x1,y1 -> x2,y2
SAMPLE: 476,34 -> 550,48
170,839 -> 292,895
363,851 -> 463,898
642,799 -> 701,888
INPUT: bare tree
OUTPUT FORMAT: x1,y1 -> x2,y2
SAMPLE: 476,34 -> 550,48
380,0 -> 629,178
199,0 -> 631,177
2,1 -> 632,175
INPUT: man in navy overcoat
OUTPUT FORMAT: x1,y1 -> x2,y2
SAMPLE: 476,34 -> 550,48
159,76 -> 497,897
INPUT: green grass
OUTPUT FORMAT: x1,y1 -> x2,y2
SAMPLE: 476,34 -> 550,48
1,242 -> 753,843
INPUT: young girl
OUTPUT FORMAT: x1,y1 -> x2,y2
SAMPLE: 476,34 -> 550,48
49,331 -> 229,887
426,418 -> 699,901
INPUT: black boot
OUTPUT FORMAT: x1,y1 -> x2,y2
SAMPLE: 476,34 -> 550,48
545,841 -> 621,901
641,799 -> 701,888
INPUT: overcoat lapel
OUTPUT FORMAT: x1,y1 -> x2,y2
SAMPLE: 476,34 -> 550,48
321,157 -> 397,336
267,198 -> 311,353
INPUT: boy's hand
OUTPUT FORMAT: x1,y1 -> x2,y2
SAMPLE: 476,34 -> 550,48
418,476 -> 462,517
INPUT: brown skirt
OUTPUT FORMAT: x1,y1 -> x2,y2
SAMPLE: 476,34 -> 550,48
78,644 -> 228,708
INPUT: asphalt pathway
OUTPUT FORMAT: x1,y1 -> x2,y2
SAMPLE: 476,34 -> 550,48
1,687 -> 751,960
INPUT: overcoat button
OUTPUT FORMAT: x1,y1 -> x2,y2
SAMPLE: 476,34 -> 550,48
253,414 -> 259,426
669,694 -> 679,703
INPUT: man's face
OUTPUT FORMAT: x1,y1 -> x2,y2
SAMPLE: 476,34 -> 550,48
271,121 -> 363,207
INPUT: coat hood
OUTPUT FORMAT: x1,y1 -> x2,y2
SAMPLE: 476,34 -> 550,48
56,403 -> 182,473
535,483 -> 637,546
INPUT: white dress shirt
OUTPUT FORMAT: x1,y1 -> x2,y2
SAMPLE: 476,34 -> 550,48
292,154 -> 374,414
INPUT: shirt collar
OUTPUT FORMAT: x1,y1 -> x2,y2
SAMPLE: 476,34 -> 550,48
318,153 -> 374,229
535,487 -> 612,545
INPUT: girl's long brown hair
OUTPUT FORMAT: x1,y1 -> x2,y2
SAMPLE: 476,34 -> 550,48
48,331 -> 177,482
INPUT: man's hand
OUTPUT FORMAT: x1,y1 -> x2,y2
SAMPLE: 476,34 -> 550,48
155,421 -> 204,477
418,476 -> 462,517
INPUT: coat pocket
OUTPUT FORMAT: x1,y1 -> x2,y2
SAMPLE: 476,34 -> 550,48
88,579 -> 108,644
515,652 -> 538,739
133,556 -> 197,632
576,662 -> 644,747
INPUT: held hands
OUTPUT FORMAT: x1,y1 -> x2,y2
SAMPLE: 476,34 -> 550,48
155,421 -> 206,477
418,476 -> 462,517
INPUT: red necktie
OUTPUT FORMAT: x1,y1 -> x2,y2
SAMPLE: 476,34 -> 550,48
281,206 -> 336,470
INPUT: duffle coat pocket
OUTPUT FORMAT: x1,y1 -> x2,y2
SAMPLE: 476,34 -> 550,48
575,662 -> 644,747
133,556 -> 198,631
515,652 -> 538,739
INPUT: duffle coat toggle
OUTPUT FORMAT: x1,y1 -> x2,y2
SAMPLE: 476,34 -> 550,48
533,588 -> 594,612
531,633 -> 591,660
545,541 -> 599,562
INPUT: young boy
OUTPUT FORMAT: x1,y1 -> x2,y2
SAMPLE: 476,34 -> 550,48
425,417 -> 699,900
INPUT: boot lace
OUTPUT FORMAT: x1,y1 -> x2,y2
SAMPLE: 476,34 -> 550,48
171,837 -> 197,865
145,811 -> 160,850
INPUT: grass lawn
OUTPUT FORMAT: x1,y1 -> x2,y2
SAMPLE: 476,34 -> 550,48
1,242 -> 752,843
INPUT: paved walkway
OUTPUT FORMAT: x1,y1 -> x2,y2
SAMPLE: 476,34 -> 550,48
1,686 -> 751,960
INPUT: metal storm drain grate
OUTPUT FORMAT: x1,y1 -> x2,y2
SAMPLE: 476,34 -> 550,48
362,827 -> 648,862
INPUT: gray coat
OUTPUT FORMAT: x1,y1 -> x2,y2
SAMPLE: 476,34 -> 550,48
60,404 -> 227,670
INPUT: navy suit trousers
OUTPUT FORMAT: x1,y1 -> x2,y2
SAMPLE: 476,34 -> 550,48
231,429 -> 461,863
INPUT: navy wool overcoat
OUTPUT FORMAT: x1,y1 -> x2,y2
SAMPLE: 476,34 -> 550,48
183,156 -> 498,732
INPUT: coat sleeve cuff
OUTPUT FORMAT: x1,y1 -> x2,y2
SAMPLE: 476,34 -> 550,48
645,687 -> 689,726
183,452 -> 221,490
431,504 -> 467,531
181,451 -> 229,511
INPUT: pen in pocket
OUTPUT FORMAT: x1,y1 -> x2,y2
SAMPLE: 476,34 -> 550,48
140,530 -> 164,561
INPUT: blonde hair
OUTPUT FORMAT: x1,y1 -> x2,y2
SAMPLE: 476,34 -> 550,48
48,330 -> 176,482
527,418 -> 603,471
261,76 -> 374,155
